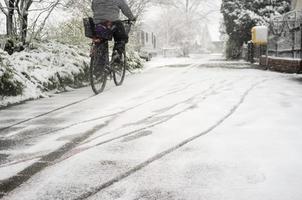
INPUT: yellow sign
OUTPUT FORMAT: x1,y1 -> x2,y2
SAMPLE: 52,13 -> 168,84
252,26 -> 268,45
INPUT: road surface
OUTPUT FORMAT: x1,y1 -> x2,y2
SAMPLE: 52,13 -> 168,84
0,55 -> 302,200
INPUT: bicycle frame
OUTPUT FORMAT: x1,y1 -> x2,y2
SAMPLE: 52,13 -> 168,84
88,19 -> 135,94
90,39 -> 110,71
90,20 -> 133,72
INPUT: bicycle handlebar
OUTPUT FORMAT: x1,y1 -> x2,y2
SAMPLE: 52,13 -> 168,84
120,19 -> 136,24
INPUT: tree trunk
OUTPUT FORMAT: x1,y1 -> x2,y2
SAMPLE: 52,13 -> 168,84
21,14 -> 28,44
6,15 -> 13,36
15,0 -> 33,44
6,0 -> 15,36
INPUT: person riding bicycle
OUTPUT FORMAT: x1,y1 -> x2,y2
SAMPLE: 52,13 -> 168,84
91,0 -> 136,62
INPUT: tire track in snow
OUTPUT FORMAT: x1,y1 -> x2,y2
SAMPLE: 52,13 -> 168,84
0,65 -> 236,198
0,64 -> 198,139
0,96 -> 94,133
73,79 -> 268,200
2,78 -> 201,143
0,64 -> 196,134
54,83 -> 219,163
2,80 -> 218,169
0,68 -> 205,170
0,66 -> 206,194
0,76 -> 220,198
0,118 -> 115,198
78,81 -> 218,146
0,76 -> 227,169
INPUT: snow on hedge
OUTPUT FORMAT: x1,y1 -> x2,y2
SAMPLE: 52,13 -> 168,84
127,50 -> 144,70
0,42 -> 90,107
0,41 -> 144,107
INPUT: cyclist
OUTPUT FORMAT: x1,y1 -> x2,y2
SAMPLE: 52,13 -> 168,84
91,0 -> 136,62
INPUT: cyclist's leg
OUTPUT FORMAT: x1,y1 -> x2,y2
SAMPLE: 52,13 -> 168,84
112,21 -> 128,60
94,43 -> 107,70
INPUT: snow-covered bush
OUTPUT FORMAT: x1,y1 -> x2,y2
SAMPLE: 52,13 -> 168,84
0,50 -> 24,97
127,50 -> 144,70
0,41 -> 90,106
8,41 -> 90,90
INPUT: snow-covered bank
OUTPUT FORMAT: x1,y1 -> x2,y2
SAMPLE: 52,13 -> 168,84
1,50 -> 208,108
0,42 -> 90,107
0,41 -> 144,108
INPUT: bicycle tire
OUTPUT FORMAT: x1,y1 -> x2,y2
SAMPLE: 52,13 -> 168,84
113,51 -> 126,86
90,48 -> 107,94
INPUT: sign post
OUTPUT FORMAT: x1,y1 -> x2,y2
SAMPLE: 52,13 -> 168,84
251,26 -> 268,65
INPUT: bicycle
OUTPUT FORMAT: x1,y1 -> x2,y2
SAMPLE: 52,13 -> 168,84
83,18 -> 134,94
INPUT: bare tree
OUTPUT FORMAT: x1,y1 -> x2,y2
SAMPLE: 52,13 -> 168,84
128,0 -> 151,18
0,0 -> 16,36
15,0 -> 34,44
63,0 -> 91,17
151,0 -> 219,55
1,0 -> 64,46
29,0 -> 61,42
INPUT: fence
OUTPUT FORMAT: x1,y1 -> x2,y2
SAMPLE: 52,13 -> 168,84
267,10 -> 302,59
244,10 -> 302,63
243,42 -> 267,63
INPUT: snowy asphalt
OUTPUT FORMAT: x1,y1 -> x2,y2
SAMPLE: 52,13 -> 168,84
0,55 -> 302,200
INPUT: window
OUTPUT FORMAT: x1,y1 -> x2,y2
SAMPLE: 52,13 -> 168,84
153,37 -> 156,49
141,31 -> 145,46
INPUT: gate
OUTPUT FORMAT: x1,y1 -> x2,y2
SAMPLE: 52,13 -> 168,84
268,10 -> 302,59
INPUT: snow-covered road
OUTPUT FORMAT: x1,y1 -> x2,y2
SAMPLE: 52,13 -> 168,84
0,55 -> 302,200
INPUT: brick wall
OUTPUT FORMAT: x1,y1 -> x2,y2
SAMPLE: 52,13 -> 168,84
260,56 -> 302,74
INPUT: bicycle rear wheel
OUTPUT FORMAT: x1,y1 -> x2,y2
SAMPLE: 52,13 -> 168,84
90,50 -> 107,94
113,51 -> 126,86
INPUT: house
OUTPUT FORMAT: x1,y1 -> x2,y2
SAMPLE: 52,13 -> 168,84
137,23 -> 157,61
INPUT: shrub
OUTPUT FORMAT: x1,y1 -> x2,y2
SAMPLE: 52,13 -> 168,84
127,50 -> 144,70
0,55 -> 23,96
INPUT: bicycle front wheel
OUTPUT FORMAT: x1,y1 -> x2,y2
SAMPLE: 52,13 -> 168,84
113,51 -> 126,86
90,53 -> 107,95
